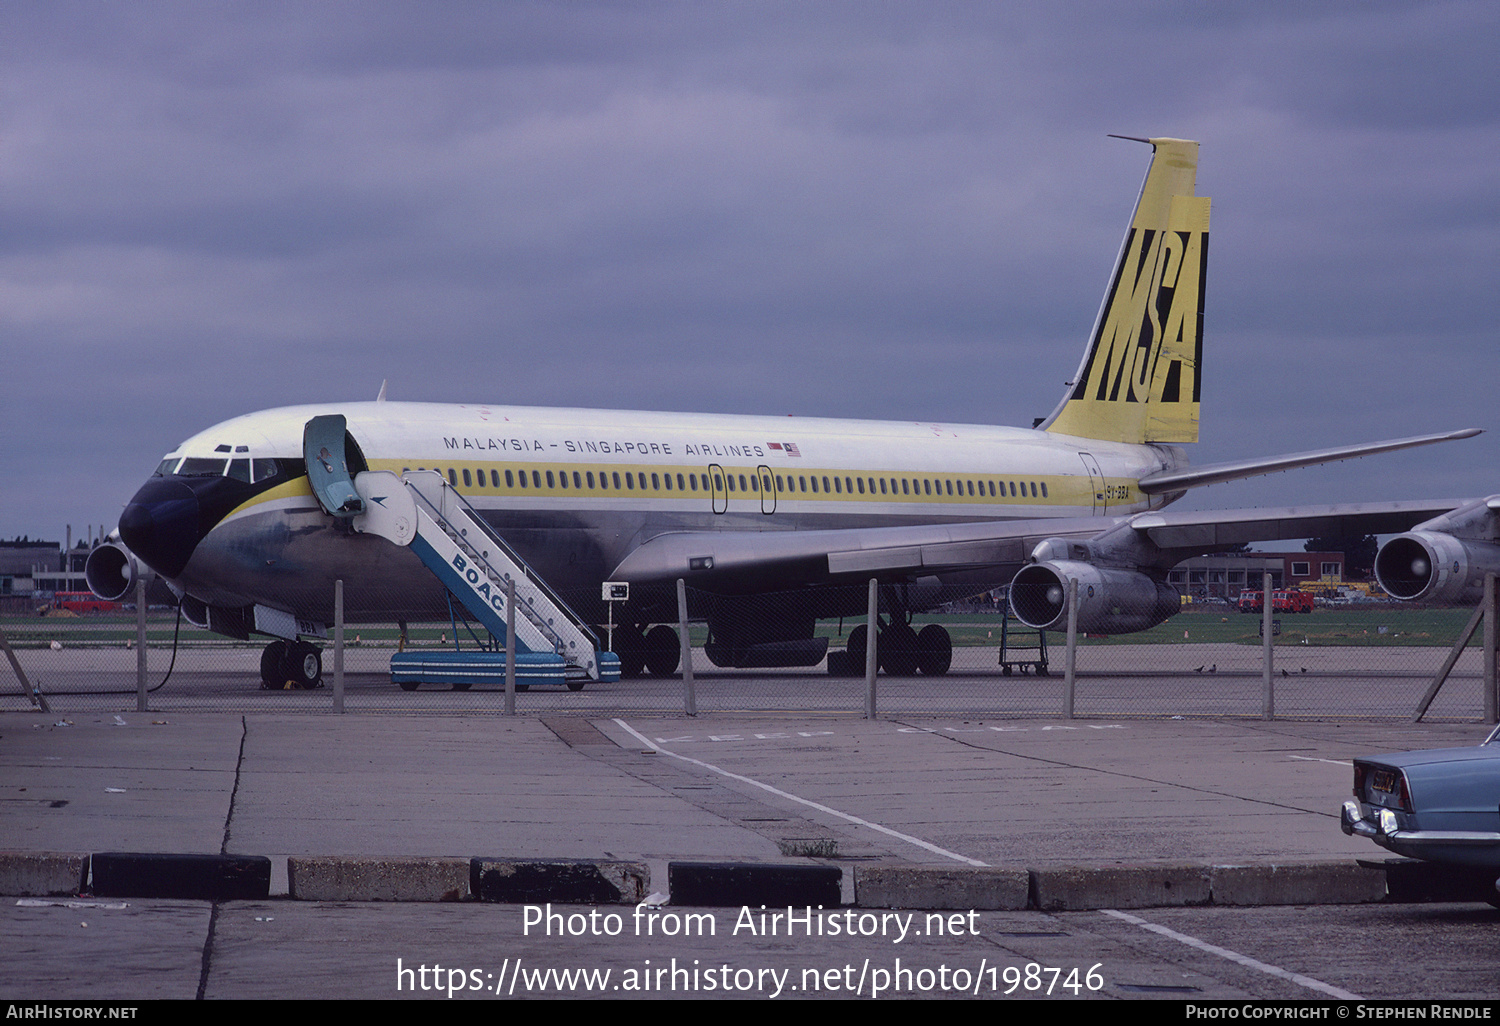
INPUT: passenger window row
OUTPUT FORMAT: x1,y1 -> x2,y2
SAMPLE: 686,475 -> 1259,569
411,467 -> 702,492
403,466 -> 1053,501
779,475 -> 1047,499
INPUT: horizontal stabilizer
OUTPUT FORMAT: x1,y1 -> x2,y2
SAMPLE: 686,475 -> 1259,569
1136,429 -> 1482,494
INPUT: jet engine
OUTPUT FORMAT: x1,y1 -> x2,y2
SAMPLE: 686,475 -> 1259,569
85,542 -> 143,602
1009,560 -> 1180,634
1373,496 -> 1500,605
1375,532 -> 1500,604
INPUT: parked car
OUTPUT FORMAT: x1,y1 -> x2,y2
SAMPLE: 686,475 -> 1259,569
1341,725 -> 1500,904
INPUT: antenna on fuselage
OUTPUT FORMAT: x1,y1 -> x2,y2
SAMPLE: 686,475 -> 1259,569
376,380 -> 388,402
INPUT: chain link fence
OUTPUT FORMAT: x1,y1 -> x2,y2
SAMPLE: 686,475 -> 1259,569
4,576 -> 1496,721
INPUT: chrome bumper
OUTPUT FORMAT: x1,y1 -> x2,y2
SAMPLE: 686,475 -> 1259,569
1341,800 -> 1500,850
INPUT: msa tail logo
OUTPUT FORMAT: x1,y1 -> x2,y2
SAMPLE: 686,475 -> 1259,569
1075,224 -> 1206,408
1049,190 -> 1208,445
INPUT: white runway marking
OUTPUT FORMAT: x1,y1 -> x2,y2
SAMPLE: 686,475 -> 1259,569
613,718 -> 987,866
1289,755 -> 1352,766
1101,909 -> 1362,1000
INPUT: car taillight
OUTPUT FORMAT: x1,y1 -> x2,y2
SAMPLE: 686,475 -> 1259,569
1352,763 -> 1366,798
1398,772 -> 1413,812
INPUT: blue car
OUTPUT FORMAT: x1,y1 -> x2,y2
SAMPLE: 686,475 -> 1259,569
1341,725 -> 1500,904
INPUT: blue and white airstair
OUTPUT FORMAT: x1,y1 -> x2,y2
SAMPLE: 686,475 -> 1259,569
351,469 -> 620,688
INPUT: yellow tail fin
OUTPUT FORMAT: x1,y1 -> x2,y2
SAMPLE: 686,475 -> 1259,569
1043,138 -> 1209,444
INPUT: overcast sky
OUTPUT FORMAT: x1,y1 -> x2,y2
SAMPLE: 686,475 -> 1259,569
2,1 -> 1496,544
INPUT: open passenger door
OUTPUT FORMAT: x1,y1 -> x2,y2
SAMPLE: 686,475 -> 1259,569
303,414 -> 366,518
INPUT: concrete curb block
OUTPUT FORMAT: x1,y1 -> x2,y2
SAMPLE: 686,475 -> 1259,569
0,851 -> 87,897
1031,864 -> 1212,911
669,862 -> 841,908
0,853 -> 1461,908
472,859 -> 649,904
1209,862 -> 1386,906
855,865 -> 1029,910
90,852 -> 271,901
289,856 -> 471,902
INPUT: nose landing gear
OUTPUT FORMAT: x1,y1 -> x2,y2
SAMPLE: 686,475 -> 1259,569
259,640 -> 324,689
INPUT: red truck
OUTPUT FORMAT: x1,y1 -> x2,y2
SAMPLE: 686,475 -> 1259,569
52,591 -> 121,613
1237,589 -> 1315,614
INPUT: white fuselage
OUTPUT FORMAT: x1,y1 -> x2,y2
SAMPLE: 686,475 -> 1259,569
149,400 -> 1182,621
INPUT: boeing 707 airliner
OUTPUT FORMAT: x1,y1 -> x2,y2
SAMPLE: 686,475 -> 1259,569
87,138 -> 1482,686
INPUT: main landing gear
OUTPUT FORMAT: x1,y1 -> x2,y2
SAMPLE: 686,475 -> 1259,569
830,620 -> 951,677
259,640 -> 324,690
614,624 -> 682,679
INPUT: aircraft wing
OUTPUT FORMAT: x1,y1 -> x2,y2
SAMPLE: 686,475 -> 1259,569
612,515 -> 1100,586
1119,499 -> 1472,552
610,498 -> 1470,588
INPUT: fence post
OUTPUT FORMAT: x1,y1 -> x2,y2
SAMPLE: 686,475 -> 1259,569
332,579 -> 345,714
0,628 -> 47,712
1064,577 -> 1078,719
136,574 -> 148,713
865,579 -> 879,718
504,577 -> 517,716
1262,570 -> 1275,719
678,578 -> 696,717
1486,573 -> 1497,724
1413,600 -> 1485,722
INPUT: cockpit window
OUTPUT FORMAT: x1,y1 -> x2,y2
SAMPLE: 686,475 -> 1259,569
178,458 -> 229,477
153,453 -> 294,485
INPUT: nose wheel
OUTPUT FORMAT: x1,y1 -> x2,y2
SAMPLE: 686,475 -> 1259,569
614,625 -> 648,679
260,640 -> 323,689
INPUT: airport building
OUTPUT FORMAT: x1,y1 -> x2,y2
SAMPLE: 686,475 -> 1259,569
1168,551 -> 1347,601
0,539 -> 94,610
0,540 -> 61,596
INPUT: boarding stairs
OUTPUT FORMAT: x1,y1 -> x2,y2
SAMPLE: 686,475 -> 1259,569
351,469 -> 614,683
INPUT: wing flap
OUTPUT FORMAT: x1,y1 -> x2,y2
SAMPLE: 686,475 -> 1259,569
826,545 -> 925,575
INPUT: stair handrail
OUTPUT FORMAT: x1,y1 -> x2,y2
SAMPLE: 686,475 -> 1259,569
401,471 -> 600,651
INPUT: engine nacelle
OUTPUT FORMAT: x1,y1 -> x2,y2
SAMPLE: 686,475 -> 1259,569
85,543 -> 142,602
1009,561 -> 1180,634
1375,532 -> 1500,604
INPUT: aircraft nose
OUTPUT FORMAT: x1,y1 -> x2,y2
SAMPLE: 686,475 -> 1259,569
118,478 -> 203,579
